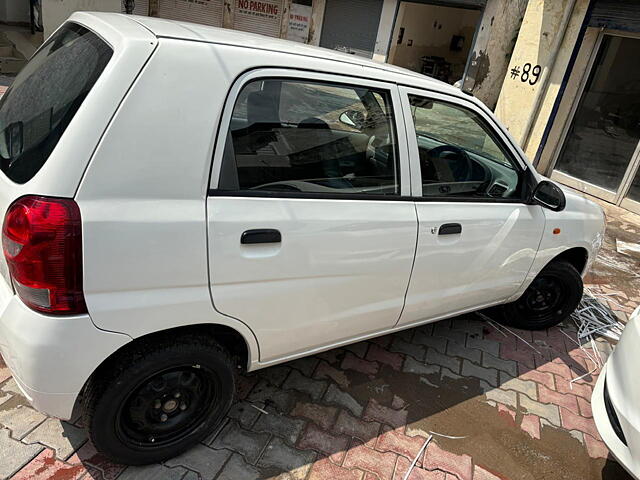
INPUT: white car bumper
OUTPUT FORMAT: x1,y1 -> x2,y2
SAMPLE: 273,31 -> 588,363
0,276 -> 130,420
593,306 -> 640,479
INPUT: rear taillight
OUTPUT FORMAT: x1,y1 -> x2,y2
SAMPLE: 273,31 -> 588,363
2,196 -> 86,315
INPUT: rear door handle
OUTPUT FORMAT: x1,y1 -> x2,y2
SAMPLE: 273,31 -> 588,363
241,229 -> 281,244
438,223 -> 462,235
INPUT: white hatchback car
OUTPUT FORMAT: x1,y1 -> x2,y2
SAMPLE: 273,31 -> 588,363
0,12 -> 605,464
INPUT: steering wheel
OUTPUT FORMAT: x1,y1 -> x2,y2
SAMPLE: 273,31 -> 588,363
425,145 -> 475,182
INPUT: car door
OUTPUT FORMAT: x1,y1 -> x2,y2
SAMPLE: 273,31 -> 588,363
397,87 -> 546,327
207,69 -> 417,363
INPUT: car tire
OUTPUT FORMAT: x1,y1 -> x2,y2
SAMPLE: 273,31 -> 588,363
83,333 -> 235,465
500,260 -> 583,330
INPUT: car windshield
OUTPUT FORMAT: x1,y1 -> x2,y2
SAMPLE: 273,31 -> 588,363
0,23 -> 112,183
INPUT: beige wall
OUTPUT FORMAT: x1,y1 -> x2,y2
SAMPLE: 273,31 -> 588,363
494,0 -> 591,163
388,2 -> 479,79
43,0 -> 121,38
464,0 -> 528,109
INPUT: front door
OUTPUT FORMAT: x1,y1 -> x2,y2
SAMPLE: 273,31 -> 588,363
397,88 -> 546,326
208,71 -> 417,363
552,34 -> 640,213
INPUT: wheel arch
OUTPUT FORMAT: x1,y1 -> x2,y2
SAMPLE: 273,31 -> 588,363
548,246 -> 589,275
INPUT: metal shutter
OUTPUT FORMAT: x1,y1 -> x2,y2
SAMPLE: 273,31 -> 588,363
233,0 -> 284,37
157,0 -> 224,27
319,0 -> 384,58
122,0 -> 149,15
589,0 -> 640,32
407,0 -> 485,6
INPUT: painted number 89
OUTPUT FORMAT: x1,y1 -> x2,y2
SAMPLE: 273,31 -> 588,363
522,63 -> 541,85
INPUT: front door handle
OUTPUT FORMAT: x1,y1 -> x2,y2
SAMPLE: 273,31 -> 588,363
241,229 -> 282,244
438,223 -> 462,235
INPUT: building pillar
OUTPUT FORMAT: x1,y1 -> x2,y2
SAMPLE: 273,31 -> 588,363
493,0 -> 590,163
372,0 -> 398,63
308,0 -> 325,46
222,0 -> 234,29
279,0 -> 291,38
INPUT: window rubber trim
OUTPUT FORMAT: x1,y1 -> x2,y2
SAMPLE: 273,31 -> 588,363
604,379 -> 627,446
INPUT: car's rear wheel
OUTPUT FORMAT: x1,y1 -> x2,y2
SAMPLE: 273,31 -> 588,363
500,260 -> 583,330
83,334 -> 235,465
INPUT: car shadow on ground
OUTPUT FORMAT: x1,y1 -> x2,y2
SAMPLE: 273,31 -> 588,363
62,304 -> 633,480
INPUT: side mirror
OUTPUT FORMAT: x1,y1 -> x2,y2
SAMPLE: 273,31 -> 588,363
532,180 -> 566,212
339,110 -> 365,130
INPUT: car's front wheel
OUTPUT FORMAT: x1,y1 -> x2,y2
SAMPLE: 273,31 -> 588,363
500,260 -> 583,330
83,334 -> 235,465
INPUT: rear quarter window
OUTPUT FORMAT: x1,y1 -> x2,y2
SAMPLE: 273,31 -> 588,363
0,23 -> 112,184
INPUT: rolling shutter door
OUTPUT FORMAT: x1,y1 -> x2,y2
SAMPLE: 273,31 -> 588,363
122,0 -> 149,15
233,0 -> 284,38
157,0 -> 224,27
319,0 -> 384,58
589,0 -> 640,32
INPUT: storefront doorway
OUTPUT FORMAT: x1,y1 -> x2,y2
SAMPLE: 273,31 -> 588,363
551,32 -> 640,214
387,1 -> 481,84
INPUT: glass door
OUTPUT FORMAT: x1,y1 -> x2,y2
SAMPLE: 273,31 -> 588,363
621,167 -> 640,214
552,34 -> 640,204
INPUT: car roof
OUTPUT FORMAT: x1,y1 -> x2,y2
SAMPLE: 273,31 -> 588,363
80,12 -> 464,97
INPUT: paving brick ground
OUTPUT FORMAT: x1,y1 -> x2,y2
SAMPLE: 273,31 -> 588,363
0,196 -> 637,479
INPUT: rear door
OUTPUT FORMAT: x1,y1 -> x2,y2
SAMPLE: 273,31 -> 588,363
397,87 -> 546,326
208,69 -> 417,363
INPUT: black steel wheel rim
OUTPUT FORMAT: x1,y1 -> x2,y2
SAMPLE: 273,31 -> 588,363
517,273 -> 565,319
115,365 -> 219,449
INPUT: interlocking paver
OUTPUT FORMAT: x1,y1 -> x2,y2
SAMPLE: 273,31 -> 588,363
260,365 -> 291,387
11,449 -> 85,480
248,380 -> 297,412
333,410 -> 380,446
426,349 -> 460,374
0,400 -> 46,440
473,465 -> 502,480
519,369 -> 555,390
308,455 -> 365,480
413,329 -> 447,354
366,344 -> 403,371
462,360 -> 498,387
389,338 -> 426,362
227,400 -> 262,428
466,336 -> 500,357
363,399 -> 407,429
519,394 -> 561,427
484,387 -> 517,409
166,443 -> 230,476
283,370 -> 328,401
253,409 -> 306,446
499,372 -> 538,400
212,420 -> 270,464
447,341 -> 481,364
315,361 -> 350,389
423,441 -> 473,480
403,356 -> 440,376
258,437 -> 316,480
521,414 -> 541,440
298,422 -> 350,463
289,357 -> 320,377
538,384 -> 579,415
291,402 -> 337,430
395,456 -> 446,480
342,352 -> 379,376
324,384 -> 363,417
560,407 -> 600,440
481,353 -> 517,377
23,418 -> 86,460
118,463 -> 187,480
344,439 -> 398,480
376,425 -> 426,461
218,452 -> 263,480
0,428 -> 43,479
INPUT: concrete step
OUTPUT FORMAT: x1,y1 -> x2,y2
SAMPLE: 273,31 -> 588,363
0,56 -> 26,74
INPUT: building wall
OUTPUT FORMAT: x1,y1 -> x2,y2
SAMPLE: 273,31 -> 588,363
42,0 -> 121,38
464,0 -> 528,109
388,2 -> 479,76
494,0 -> 591,163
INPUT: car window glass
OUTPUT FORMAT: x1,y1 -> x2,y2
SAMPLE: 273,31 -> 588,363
217,78 -> 399,196
409,95 -> 520,199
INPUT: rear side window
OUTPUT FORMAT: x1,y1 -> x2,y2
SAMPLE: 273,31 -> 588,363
217,78 -> 400,196
0,23 -> 112,183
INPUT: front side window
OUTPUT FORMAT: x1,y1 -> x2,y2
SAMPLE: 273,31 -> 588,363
218,78 -> 399,196
409,95 -> 521,199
